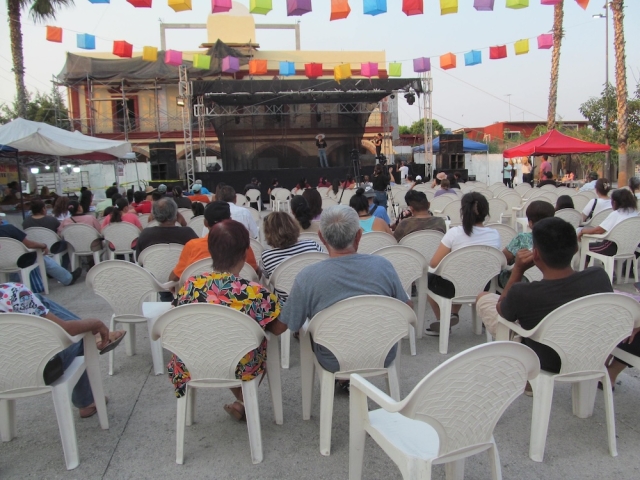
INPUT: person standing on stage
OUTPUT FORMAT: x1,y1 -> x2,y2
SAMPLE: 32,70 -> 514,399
316,134 -> 328,168
374,133 -> 383,160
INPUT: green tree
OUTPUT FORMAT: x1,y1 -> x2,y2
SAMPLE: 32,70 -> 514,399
0,91 -> 70,128
7,0 -> 74,118
399,118 -> 445,136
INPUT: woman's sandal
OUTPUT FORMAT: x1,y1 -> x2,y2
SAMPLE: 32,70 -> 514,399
223,400 -> 246,421
99,330 -> 126,355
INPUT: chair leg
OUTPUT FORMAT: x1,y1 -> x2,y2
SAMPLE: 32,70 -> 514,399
265,334 -> 283,425
108,316 -> 116,376
186,389 -> 196,426
51,384 -> 80,470
82,336 -> 108,430
387,362 -> 401,401
280,330 -> 291,369
147,318 -> 165,376
444,459 -> 465,480
242,380 -> 264,464
408,324 -> 416,356
349,386 -> 368,480
529,375 -> 555,462
604,258 -> 614,284
416,275 -> 427,339
20,268 -> 32,292
438,299 -> 452,355
0,399 -> 16,442
472,303 -> 482,335
70,253 -> 76,272
602,373 -> 618,457
572,379 -> 597,418
301,334 -> 315,421
488,438 -> 503,480
124,323 -> 136,356
319,369 -> 336,456
176,394 -> 188,464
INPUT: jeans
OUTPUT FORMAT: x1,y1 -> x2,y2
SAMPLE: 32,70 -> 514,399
36,294 -> 94,408
318,148 -> 328,168
44,256 -> 73,285
374,191 -> 388,209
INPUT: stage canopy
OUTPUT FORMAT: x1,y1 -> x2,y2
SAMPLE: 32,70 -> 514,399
412,136 -> 488,154
503,129 -> 610,158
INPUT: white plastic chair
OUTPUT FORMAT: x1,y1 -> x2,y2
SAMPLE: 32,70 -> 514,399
475,189 -> 494,201
514,182 -> 532,196
357,231 -> 396,254
0,237 -> 48,294
246,206 -> 262,225
272,188 -> 292,212
486,223 -> 518,250
249,237 -> 265,262
0,313 -> 108,470
245,188 -> 262,211
497,191 -> 522,224
298,232 -> 327,252
102,222 -> 140,262
145,219 -> 159,228
372,245 -> 427,356
269,252 -> 329,369
235,193 -> 248,207
582,207 -> 612,228
555,208 -> 582,228
579,217 -> 640,284
571,194 -> 592,213
25,226 -> 68,267
495,293 -> 640,462
138,214 -> 149,229
187,215 -> 206,237
178,208 -> 194,223
349,342 -> 539,480
317,186 -> 329,196
539,184 -> 557,192
137,243 -> 184,284
86,260 -> 171,376
338,188 -> 356,205
439,200 -> 462,227
301,295 -> 415,456
427,245 -> 506,354
151,303 -> 283,465
487,197 -> 509,224
429,195 -> 455,214
60,223 -> 104,271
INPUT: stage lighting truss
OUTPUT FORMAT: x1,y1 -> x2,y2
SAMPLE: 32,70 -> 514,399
193,100 -> 391,118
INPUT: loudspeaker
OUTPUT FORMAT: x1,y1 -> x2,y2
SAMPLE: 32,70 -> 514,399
149,142 -> 178,180
439,134 -> 463,155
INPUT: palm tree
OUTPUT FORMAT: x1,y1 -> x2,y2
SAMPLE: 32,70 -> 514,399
547,1 -> 564,131
611,0 -> 630,186
6,0 -> 74,118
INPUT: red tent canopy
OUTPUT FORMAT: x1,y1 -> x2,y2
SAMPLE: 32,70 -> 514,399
503,129 -> 610,158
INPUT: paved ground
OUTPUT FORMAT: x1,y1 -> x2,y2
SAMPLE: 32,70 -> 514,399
1,212 -> 640,479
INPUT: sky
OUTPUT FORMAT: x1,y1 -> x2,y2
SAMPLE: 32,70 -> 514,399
0,0 -> 638,132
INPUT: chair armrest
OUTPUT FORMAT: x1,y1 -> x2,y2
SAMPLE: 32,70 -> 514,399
154,279 -> 177,292
495,317 -> 533,341
581,233 -> 607,240
350,374 -> 403,413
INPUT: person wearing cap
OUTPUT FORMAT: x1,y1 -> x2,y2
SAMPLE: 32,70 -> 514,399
135,198 -> 198,257
189,183 -> 211,203
169,201 -> 258,282
315,134 -> 328,168
157,184 -> 173,198
360,185 -> 390,225
431,171 -> 447,188
579,172 -> 599,192
193,179 -> 210,195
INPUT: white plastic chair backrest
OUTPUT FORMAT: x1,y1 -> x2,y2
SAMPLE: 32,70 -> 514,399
179,257 -> 213,287
424,190 -> 435,202
523,265 -> 543,282
581,190 -> 597,199
412,184 -> 432,194
357,232 -> 397,254
178,208 -> 194,223
398,229 -> 445,264
372,245 -> 427,293
528,293 -> 640,375
146,219 -> 159,228
273,188 -> 291,203
555,208 -> 582,228
138,243 -> 184,282
475,189 -> 493,201
24,227 -> 62,249
571,194 -> 592,212
514,182 -> 531,195
497,191 -> 522,210
601,217 -> 640,255
298,232 -> 326,252
86,260 -> 159,317
440,200 -> 462,224
489,185 -> 509,198
522,187 -> 541,200
138,214 -> 149,228
0,237 -> 30,270
240,263 -> 259,283
102,222 -> 140,252
433,245 -> 506,300
539,184 -> 557,192
188,215 -> 206,236
60,223 -> 102,253
428,195 -> 455,213
151,303 -> 264,383
488,183 -> 506,192
245,188 -> 261,204
270,252 -> 328,294
538,192 -> 557,204
0,313 -> 76,395
249,237 -> 264,260
338,189 -> 356,205
486,223 -> 517,250
398,342 -> 539,457
586,207 -> 612,227
308,295 -> 415,372
556,186 -> 577,196
235,193 -> 248,207
246,207 -> 261,224
487,198 -> 508,223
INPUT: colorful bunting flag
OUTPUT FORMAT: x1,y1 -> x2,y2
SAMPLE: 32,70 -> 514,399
489,45 -> 507,59
330,0 -> 351,20
88,0 -> 110,3
305,63 -> 323,78
363,0 -> 387,16
222,56 -> 240,73
250,0 -> 272,14
165,50 -> 183,66
113,41 -> 133,58
402,0 -> 423,16
46,26 -> 63,43
473,0 -> 494,10
541,0 -> 561,4
168,0 -> 191,11
514,39 -> 529,55
211,0 -> 232,13
575,0 -> 589,9
287,0 -> 312,16
279,61 -> 296,76
537,33 -> 553,49
334,63 -> 352,83
249,59 -> 268,75
464,50 -> 482,66
142,46 -> 158,62
193,54 -> 211,70
440,53 -> 456,70
127,0 -> 152,6
506,0 -> 528,8
360,62 -> 378,78
440,0 -> 458,15
77,34 -> 96,50
388,62 -> 402,77
413,57 -> 430,73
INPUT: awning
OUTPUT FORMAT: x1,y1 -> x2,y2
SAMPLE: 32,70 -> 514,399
412,136 -> 488,153
503,129 -> 610,158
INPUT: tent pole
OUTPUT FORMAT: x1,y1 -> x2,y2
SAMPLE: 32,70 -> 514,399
134,159 -> 141,191
15,153 -> 26,220
56,156 -> 63,195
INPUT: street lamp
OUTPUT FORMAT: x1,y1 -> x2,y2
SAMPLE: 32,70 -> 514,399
593,3 -> 610,177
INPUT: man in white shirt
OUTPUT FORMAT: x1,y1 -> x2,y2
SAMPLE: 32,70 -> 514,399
217,185 -> 259,238
579,172 -> 599,192
399,161 -> 409,184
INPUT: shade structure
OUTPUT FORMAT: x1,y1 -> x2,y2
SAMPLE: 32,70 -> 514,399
142,46 -> 158,62
402,0 -> 423,15
77,34 -> 96,50
388,62 -> 402,77
439,53 -> 456,70
440,0 -> 458,15
113,41 -> 133,58
249,59 -> 268,75
222,56 -> 240,73
490,45 -> 507,60
211,0 -> 232,12
46,26 -> 62,43
537,33 -> 553,49
503,130 -> 611,158
168,0 -> 191,12
330,0 -> 351,20
334,63 -> 352,83
506,0 -> 528,8
305,63 -> 323,78
413,57 -> 430,73
363,0 -> 387,16
464,50 -> 482,66
576,0 -> 590,9
412,136 -> 488,154
250,0 -> 272,14
360,62 -> 378,78
0,118 -> 131,159
127,0 -> 152,6
287,0 -> 312,16
165,50 -> 183,66
193,54 -> 211,70
473,0 -> 494,10
279,61 -> 295,76
514,39 -> 529,55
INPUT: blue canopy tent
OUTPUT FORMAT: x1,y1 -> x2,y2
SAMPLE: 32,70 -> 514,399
412,137 -> 489,153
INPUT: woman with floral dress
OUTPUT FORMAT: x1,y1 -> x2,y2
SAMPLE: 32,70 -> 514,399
168,219 -> 288,421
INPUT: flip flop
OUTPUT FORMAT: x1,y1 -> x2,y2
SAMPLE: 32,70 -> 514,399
223,401 -> 246,422
80,396 -> 109,419
99,330 -> 126,355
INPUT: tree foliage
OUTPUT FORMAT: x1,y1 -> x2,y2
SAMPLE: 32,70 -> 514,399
399,118 -> 446,136
0,91 -> 70,129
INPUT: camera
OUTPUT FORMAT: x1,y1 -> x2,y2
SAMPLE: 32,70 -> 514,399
350,149 -> 359,162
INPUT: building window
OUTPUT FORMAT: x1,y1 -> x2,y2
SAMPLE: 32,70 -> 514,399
112,97 -> 137,133
505,130 -> 521,140
563,124 -> 579,131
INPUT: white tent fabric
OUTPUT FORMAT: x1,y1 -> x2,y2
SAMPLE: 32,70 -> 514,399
0,118 -> 131,158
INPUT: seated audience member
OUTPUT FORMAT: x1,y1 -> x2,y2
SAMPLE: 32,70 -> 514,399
317,176 -> 331,188
169,220 -> 287,420
170,201 -> 258,282
555,195 -> 575,212
359,185 -> 390,225
58,200 -> 102,234
217,185 -> 259,239
291,195 -> 320,233
0,282 -> 124,417
79,190 -> 94,215
476,217 -> 613,390
349,188 -> 392,234
560,170 -> 575,185
22,199 -> 60,232
453,171 -> 464,185
261,212 -> 324,301
132,190 -> 152,214
193,179 -> 210,195
498,201 -> 555,287
191,201 -> 205,217
628,176 -> 640,200
581,178 -> 612,222
579,188 -> 639,257
426,192 -> 501,336
95,186 -> 118,216
243,177 -> 261,194
136,198 -> 198,256
431,171 -> 447,189
148,193 -> 187,227
172,186 -> 192,209
157,184 -> 172,198
101,198 -> 142,229
341,175 -> 356,190
393,190 -> 446,241
579,171 -> 599,192
537,171 -> 557,188
603,327 -> 640,391
291,177 -> 310,196
448,173 -> 460,190
189,183 -> 211,204
434,178 -> 456,197
267,178 -> 279,197
302,188 -> 323,222
52,196 -> 70,221
279,205 -> 410,385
